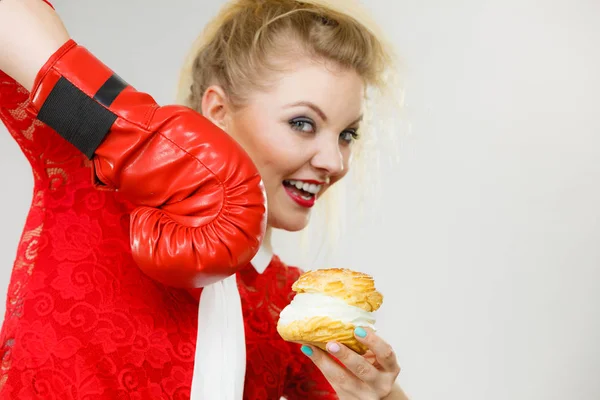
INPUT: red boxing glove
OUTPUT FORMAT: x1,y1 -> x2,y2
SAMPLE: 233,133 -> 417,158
27,39 -> 267,288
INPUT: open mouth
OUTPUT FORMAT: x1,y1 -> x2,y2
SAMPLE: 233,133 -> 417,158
283,180 -> 323,199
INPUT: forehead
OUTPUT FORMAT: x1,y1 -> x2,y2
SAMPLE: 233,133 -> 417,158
254,58 -> 365,119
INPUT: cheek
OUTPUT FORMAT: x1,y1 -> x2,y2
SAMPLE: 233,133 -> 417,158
248,133 -> 296,176
229,116 -> 298,181
341,146 -> 354,174
328,148 -> 353,186
328,169 -> 349,188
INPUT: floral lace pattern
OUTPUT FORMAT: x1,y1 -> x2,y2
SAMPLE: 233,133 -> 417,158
0,64 -> 336,399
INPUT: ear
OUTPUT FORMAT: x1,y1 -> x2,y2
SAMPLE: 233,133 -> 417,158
201,85 -> 231,130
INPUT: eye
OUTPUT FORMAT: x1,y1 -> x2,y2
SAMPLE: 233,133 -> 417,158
289,117 -> 316,133
340,129 -> 359,144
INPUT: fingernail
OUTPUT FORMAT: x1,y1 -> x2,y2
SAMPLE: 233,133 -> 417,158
354,327 -> 367,338
326,342 -> 340,353
301,345 -> 313,356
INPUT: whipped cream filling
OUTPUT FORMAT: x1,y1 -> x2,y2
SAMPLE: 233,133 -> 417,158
278,292 -> 376,329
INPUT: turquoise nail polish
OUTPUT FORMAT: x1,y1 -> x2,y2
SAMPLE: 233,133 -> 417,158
354,327 -> 367,338
301,345 -> 313,356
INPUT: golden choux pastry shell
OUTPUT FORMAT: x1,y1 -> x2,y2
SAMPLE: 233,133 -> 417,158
277,315 -> 370,354
292,268 -> 383,312
278,268 -> 383,355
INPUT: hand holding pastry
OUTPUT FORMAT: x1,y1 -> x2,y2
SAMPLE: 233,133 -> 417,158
277,268 -> 403,399
301,327 -> 402,400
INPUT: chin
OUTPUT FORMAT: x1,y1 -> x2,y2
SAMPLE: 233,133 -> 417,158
269,210 -> 312,232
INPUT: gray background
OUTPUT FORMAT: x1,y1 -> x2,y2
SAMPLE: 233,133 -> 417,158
1,0 -> 599,399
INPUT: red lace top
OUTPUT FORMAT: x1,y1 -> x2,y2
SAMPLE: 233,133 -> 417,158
0,68 -> 336,398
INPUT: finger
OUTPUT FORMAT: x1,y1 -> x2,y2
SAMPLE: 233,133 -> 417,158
300,344 -> 365,397
354,327 -> 400,374
325,341 -> 378,385
362,350 -> 378,365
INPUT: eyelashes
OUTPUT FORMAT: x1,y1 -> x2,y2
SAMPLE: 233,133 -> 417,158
340,129 -> 360,142
289,117 -> 315,133
288,117 -> 360,143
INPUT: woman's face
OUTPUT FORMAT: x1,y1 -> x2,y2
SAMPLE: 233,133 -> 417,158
204,58 -> 364,232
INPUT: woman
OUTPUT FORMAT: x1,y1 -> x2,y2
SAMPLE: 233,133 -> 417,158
0,0 -> 408,398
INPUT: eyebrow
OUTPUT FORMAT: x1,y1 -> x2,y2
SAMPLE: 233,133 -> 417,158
286,101 -> 329,122
349,114 -> 364,127
286,101 -> 363,126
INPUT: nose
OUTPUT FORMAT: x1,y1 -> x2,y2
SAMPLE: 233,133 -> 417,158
310,136 -> 344,177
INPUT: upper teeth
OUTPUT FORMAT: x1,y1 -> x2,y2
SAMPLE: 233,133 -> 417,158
287,180 -> 323,194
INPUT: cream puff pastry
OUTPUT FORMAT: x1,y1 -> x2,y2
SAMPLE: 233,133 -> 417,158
277,268 -> 383,354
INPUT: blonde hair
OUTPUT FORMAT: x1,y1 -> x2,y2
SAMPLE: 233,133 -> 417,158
176,0 -> 403,261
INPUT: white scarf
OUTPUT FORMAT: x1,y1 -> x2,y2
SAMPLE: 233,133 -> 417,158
190,245 -> 273,399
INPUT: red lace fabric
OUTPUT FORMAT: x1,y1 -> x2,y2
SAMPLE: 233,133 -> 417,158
0,69 -> 336,398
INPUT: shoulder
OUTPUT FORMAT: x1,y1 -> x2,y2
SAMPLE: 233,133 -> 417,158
269,255 -> 306,291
